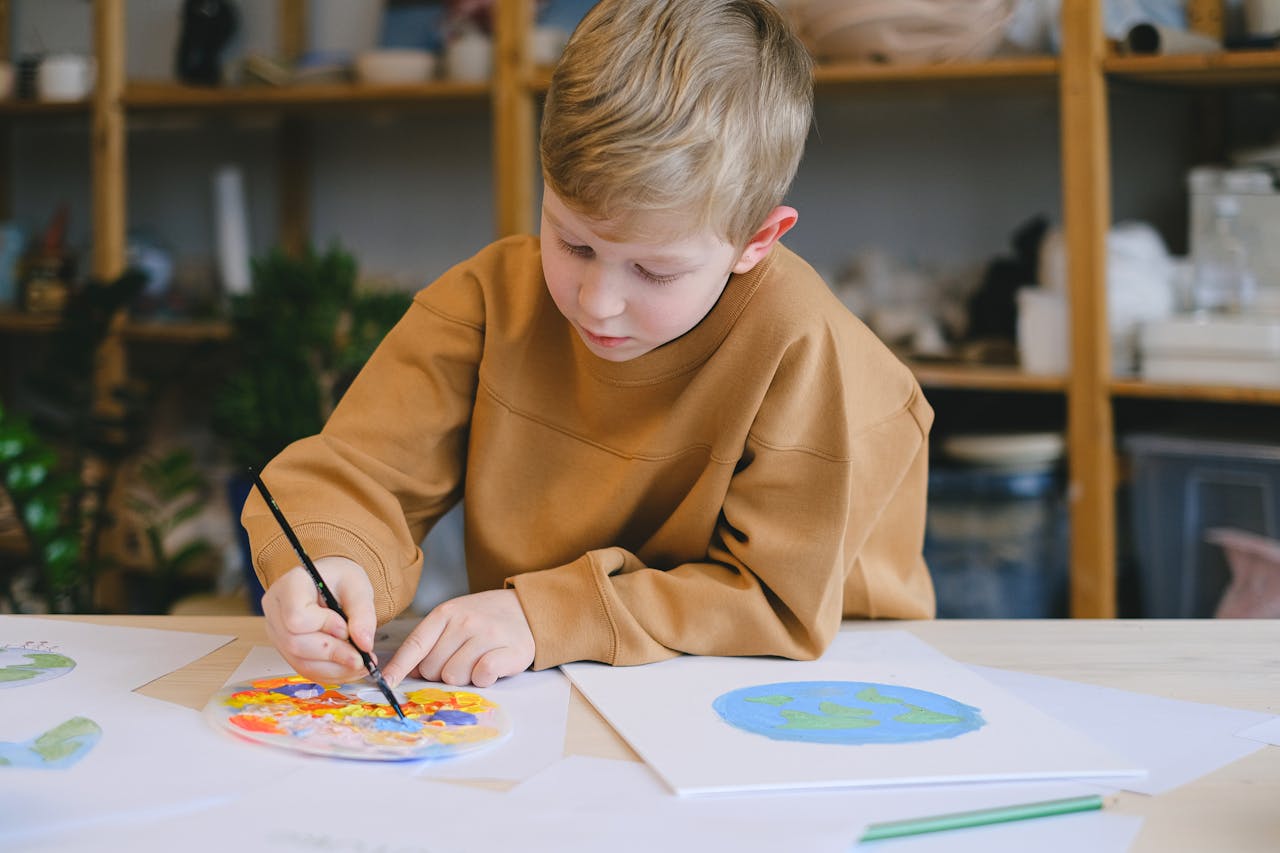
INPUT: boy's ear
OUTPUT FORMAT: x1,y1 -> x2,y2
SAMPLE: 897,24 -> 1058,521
732,206 -> 798,274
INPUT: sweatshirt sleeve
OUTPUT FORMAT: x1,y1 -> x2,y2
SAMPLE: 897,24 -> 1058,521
508,388 -> 935,670
242,267 -> 486,624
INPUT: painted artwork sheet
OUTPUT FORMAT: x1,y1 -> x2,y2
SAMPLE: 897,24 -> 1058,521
0,616 -> 233,693
0,691 -> 307,847
205,674 -> 512,761
0,641 -> 76,689
561,630 -> 1145,795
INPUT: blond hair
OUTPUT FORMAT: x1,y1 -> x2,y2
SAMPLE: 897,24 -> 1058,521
540,0 -> 813,248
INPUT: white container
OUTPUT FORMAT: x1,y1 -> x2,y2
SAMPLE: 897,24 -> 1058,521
1139,315 -> 1280,388
355,49 -> 435,84
1016,286 -> 1070,375
310,0 -> 386,60
36,54 -> 95,102
212,165 -> 251,297
1245,0 -> 1280,37
445,26 -> 493,82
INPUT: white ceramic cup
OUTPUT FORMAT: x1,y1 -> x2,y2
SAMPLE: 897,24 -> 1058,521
445,29 -> 492,82
37,54 -> 96,102
1017,286 -> 1070,375
1245,0 -> 1280,37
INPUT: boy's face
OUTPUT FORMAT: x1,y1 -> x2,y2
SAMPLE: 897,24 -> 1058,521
540,188 -> 748,362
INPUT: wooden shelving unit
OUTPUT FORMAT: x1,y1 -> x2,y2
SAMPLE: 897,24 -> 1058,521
2,0 -> 1272,619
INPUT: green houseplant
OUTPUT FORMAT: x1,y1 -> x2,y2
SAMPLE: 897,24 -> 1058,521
212,244 -> 412,608
0,270 -> 149,613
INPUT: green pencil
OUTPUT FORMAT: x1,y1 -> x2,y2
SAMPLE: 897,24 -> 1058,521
859,793 -> 1107,843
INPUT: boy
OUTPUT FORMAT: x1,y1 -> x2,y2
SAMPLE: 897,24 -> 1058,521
243,0 -> 934,690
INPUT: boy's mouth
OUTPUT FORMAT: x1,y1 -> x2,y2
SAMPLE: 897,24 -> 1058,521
581,327 -> 629,348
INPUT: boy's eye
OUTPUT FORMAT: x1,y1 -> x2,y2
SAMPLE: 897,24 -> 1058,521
558,238 -> 593,258
636,266 -> 678,285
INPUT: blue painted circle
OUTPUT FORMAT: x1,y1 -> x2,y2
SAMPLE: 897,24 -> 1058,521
712,681 -> 984,745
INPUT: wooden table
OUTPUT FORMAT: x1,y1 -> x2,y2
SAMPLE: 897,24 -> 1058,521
47,616 -> 1280,852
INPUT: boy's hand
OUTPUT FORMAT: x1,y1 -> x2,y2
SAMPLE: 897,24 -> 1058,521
262,556 -> 378,684
382,590 -> 535,688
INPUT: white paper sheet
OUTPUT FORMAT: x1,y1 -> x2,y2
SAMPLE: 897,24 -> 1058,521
563,630 -> 1143,795
1236,716 -> 1280,747
0,691 -> 307,846
509,756 -> 1133,853
22,763 -> 495,853
970,664 -> 1274,795
227,644 -> 572,782
0,616 -> 233,693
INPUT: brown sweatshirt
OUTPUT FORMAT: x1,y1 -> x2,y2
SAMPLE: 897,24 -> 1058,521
244,235 -> 934,670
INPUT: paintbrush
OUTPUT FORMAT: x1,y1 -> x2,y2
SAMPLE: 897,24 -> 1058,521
248,467 -> 407,722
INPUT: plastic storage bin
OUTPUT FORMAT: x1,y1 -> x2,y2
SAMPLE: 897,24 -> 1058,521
924,465 -> 1068,618
1125,434 -> 1280,618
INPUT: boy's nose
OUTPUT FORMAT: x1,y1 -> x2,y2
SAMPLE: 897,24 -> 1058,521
577,271 -> 626,320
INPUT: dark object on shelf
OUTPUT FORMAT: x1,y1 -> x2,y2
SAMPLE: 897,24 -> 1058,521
966,215 -> 1049,344
15,55 -> 41,100
19,205 -> 77,315
176,0 -> 239,86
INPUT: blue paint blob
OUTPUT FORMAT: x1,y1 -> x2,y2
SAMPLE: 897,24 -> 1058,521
429,710 -> 477,726
269,682 -> 326,699
712,681 -> 985,745
366,717 -> 423,733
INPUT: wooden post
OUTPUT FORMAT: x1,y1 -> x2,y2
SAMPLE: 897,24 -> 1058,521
493,0 -> 536,236
1059,0 -> 1116,617
91,0 -> 128,417
1186,0 -> 1225,40
279,0 -> 306,64
0,0 -> 10,222
278,1 -> 309,257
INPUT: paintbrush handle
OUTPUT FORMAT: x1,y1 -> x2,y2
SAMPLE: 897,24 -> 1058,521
248,468 -> 406,720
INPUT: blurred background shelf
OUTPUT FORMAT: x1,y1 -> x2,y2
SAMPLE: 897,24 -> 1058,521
1110,379 -> 1280,406
1105,49 -> 1280,86
909,361 -> 1067,393
124,80 -> 491,111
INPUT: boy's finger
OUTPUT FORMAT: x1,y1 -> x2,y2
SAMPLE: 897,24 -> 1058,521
330,574 -> 377,652
382,614 -> 447,686
470,646 -> 518,689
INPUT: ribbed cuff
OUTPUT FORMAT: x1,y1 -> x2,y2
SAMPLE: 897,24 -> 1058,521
253,521 -> 405,624
508,550 -> 620,670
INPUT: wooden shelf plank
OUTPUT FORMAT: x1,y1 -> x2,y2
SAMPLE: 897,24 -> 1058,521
1111,378 -> 1280,405
815,55 -> 1059,86
123,80 -> 491,110
121,319 -> 232,343
0,310 -> 61,333
0,99 -> 90,117
908,361 -> 1067,393
0,311 -> 231,343
1106,50 -> 1280,86
527,56 -> 1060,94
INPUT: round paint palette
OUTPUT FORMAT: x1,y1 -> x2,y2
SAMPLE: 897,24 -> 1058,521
204,675 -> 511,761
